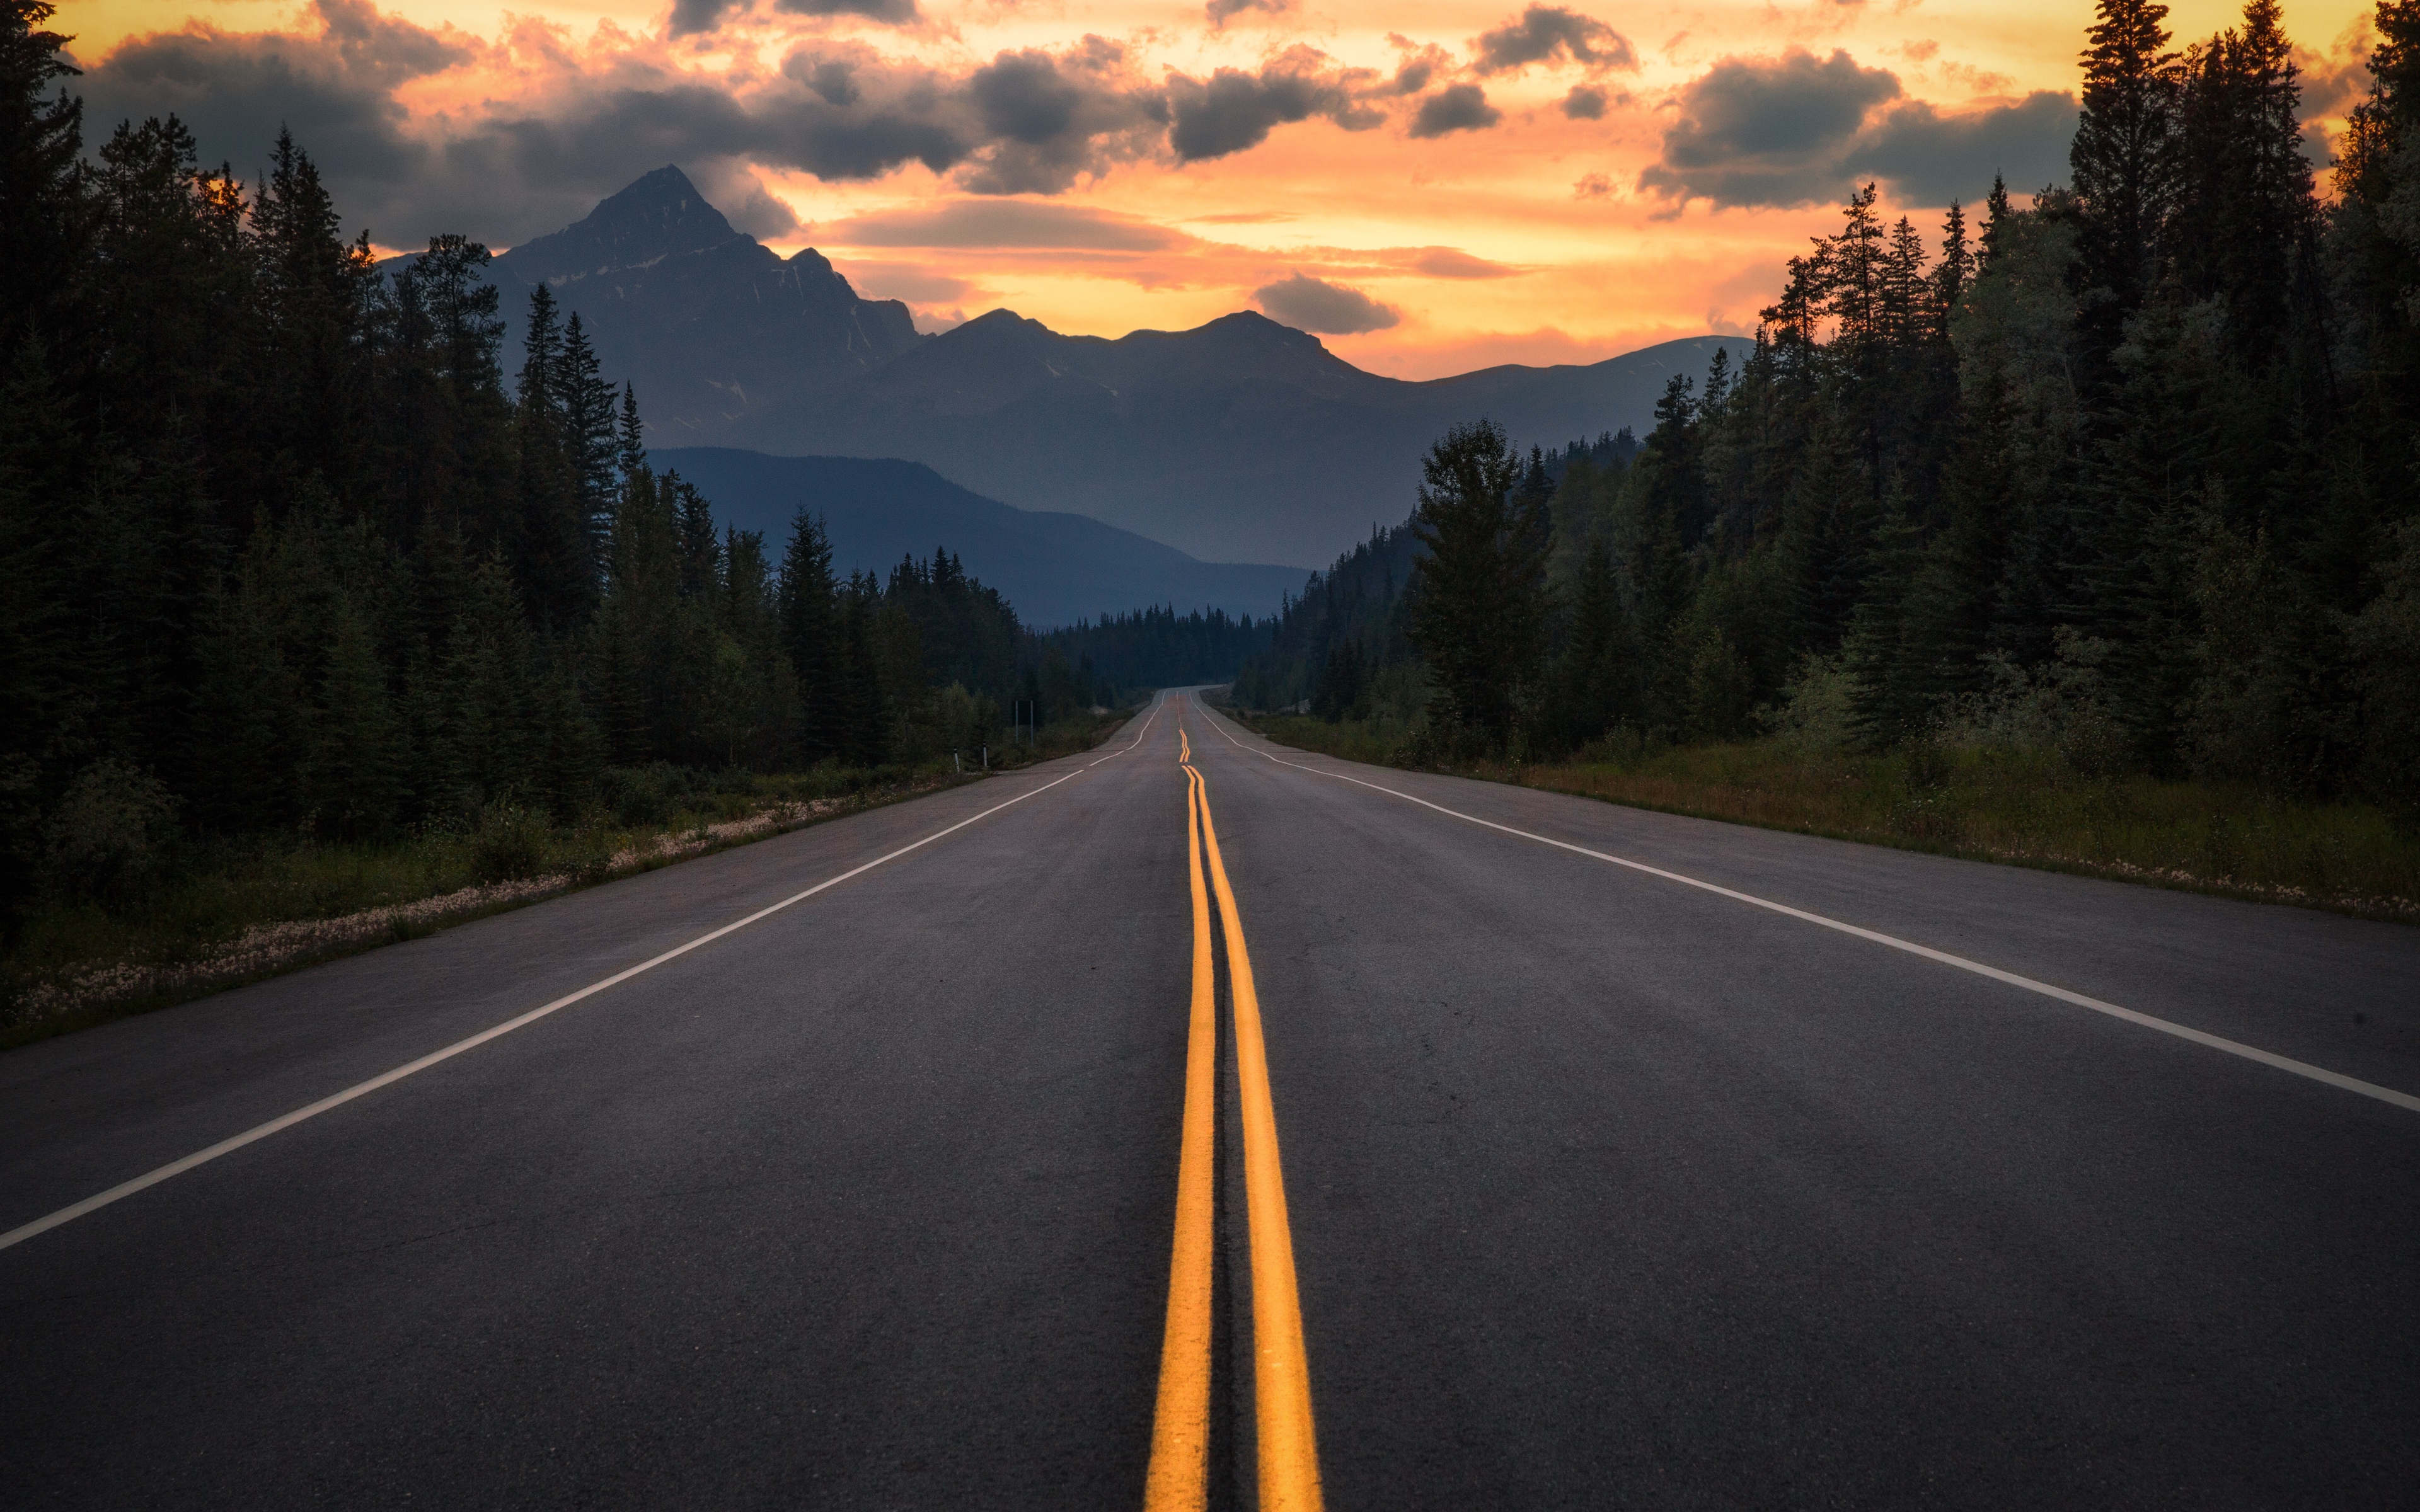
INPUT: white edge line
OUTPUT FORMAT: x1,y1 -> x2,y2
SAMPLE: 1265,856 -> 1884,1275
1196,701 -> 2420,1116
0,697 -> 1172,1254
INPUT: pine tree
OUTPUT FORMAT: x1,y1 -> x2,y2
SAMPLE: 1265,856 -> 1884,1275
2070,0 -> 2182,361
0,1 -> 85,352
2172,0 -> 2312,366
557,312 -> 618,564
1933,201 -> 1973,331
1548,537 -> 1639,750
250,130 -> 376,514
512,285 -> 593,627
1979,175 -> 2013,270
838,574 -> 888,766
308,604 -> 403,838
439,553 -> 534,810
1405,418 -> 1547,750
778,509 -> 842,763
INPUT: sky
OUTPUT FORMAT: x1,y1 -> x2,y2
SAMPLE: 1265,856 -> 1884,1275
55,0 -> 2383,379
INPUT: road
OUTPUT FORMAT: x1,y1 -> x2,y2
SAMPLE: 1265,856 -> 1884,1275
4,689 -> 2417,1508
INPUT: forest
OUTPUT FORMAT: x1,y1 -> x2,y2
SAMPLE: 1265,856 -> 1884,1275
1239,0 -> 2419,833
0,0 -> 1293,944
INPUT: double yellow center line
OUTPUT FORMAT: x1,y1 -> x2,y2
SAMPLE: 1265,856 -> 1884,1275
1146,721 -> 1322,1512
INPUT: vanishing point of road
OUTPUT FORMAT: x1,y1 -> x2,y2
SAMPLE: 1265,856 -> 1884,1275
4,691 -> 2417,1508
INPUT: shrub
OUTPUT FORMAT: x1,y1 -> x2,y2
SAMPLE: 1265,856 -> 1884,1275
470,804 -> 553,883
43,759 -> 182,907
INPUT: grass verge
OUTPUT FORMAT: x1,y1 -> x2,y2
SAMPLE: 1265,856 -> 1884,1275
1238,712 -> 2420,925
2,713 -> 1129,1051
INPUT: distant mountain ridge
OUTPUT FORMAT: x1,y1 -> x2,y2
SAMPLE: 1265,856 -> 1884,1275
652,449 -> 1305,630
475,168 -> 1751,565
727,309 -> 1749,562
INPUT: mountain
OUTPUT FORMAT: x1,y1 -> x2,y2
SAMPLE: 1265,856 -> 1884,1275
485,169 -> 1752,565
723,312 -> 1751,563
483,167 -> 923,439
650,449 -> 1306,629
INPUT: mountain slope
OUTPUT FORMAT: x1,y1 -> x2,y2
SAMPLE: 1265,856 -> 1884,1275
651,448 -> 1305,629
484,167 -> 922,440
722,312 -> 1749,563
493,169 -> 1751,564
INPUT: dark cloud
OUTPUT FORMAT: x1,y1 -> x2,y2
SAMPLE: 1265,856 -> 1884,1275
798,58 -> 860,106
1639,47 -> 2075,210
1635,49 -> 1899,208
75,4 -> 1170,244
1843,92 -> 2077,205
956,42 -> 1161,193
1165,52 -> 1378,163
1562,84 -> 1606,118
1409,84 -> 1500,139
776,0 -> 922,25
75,0 -> 464,216
1471,7 -> 1636,76
693,163 -> 805,238
669,0 -> 746,35
1205,0 -> 1294,30
1407,248 -> 1516,278
822,199 -> 1186,249
1253,273 -> 1399,334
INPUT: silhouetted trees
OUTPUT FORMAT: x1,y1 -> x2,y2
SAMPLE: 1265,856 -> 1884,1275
0,7 -> 1160,939
1237,0 -> 2419,810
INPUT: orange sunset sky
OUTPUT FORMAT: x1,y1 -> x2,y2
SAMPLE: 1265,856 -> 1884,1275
54,0 -> 2383,377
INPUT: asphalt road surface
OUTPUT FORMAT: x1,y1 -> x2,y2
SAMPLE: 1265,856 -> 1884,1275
5,690 -> 2417,1508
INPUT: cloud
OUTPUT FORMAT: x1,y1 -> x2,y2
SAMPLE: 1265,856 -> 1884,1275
74,4 -> 1177,244
776,0 -> 921,23
954,41 -> 1163,194
1637,49 -> 1900,208
1205,0 -> 1294,30
1562,84 -> 1606,118
674,0 -> 923,32
1165,50 -> 1380,163
1635,47 -> 2077,210
1470,7 -> 1637,76
75,0 -> 467,205
829,259 -> 975,302
798,57 -> 860,106
1572,171 -> 1611,198
1253,273 -> 1400,333
669,0 -> 745,34
820,199 -> 1187,249
691,163 -> 804,237
1635,50 -> 2076,210
1843,91 -> 2076,204
1409,84 -> 1500,139
1408,247 -> 1516,278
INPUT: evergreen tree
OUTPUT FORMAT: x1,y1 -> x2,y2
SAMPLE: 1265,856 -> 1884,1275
1405,418 -> 1548,750
308,605 -> 403,838
0,1 -> 81,346
512,285 -> 594,627
1548,538 -> 1640,750
779,510 -> 842,763
2173,0 -> 2313,368
2070,0 -> 2182,362
558,312 -> 618,563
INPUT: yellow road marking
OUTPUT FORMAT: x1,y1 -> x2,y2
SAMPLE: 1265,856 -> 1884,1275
1193,765 -> 1325,1512
1143,758 -> 1218,1511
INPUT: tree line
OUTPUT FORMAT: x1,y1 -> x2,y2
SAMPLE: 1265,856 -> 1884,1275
1245,0 -> 2419,815
0,1 -> 1233,931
